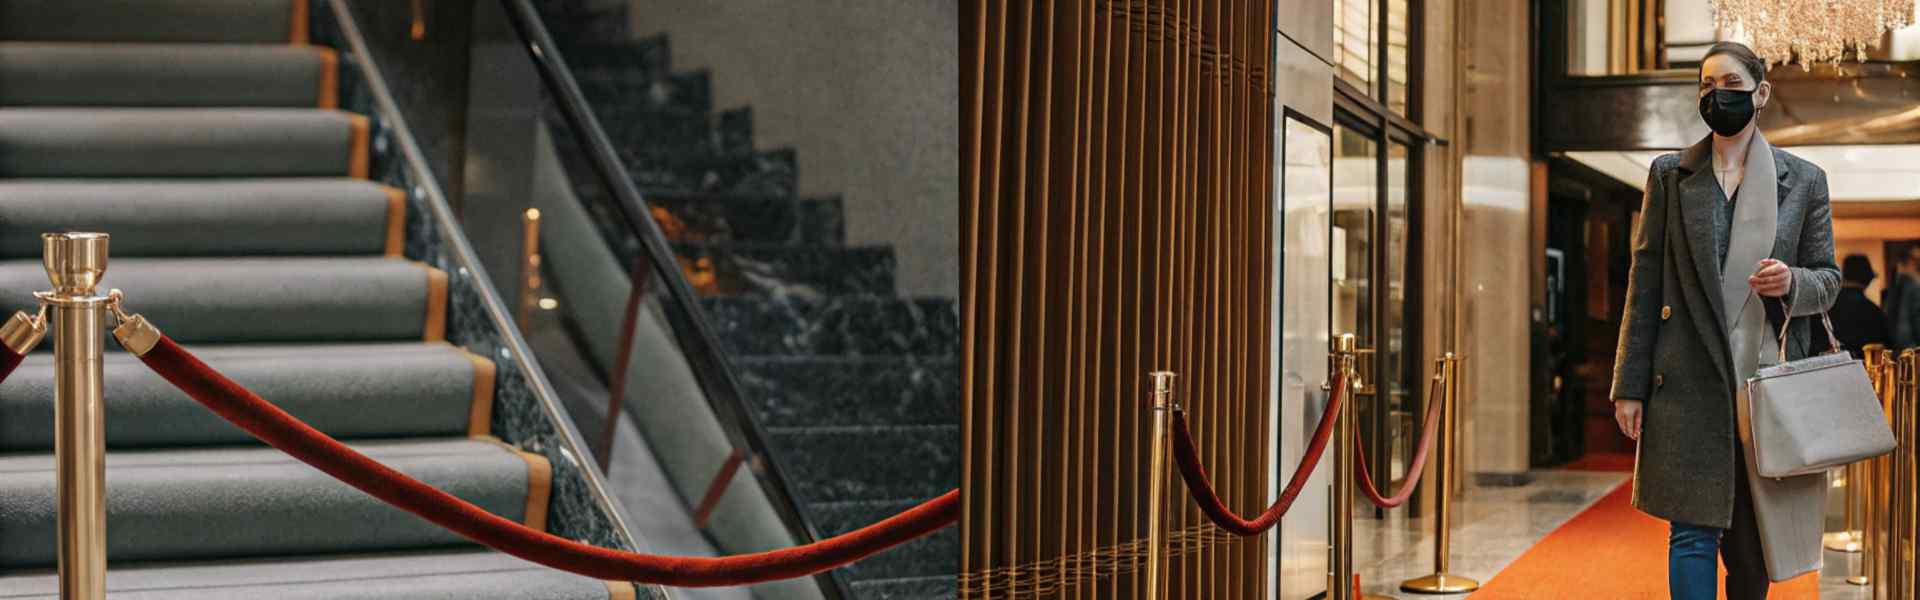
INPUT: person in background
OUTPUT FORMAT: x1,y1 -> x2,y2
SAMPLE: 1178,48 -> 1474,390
1890,245 -> 1920,348
1830,254 -> 1889,358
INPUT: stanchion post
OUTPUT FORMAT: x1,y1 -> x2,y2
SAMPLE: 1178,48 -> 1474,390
1400,352 -> 1479,594
39,233 -> 110,600
1873,346 -> 1896,598
1852,345 -> 1888,585
1329,334 -> 1358,600
1901,351 -> 1918,598
1145,371 -> 1174,600
515,208 -> 543,333
1838,345 -> 1887,557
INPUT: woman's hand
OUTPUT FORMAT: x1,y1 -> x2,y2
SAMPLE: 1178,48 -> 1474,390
1749,258 -> 1792,298
1614,399 -> 1642,441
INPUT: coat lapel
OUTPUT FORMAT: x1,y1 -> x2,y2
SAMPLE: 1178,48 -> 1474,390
1674,138 -> 1731,375
1721,133 -> 1779,372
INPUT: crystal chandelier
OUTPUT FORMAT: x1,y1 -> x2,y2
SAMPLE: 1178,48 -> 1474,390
1709,0 -> 1917,69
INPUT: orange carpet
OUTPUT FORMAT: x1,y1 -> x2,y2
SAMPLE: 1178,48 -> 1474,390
1562,452 -> 1637,472
1475,481 -> 1821,599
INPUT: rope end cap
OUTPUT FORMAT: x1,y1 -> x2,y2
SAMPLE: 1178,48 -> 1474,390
0,310 -> 46,355
112,314 -> 161,357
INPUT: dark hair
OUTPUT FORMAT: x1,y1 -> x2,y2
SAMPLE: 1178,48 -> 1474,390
1844,254 -> 1877,284
1701,41 -> 1768,84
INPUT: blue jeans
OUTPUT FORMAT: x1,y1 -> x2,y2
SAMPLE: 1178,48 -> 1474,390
1668,443 -> 1770,600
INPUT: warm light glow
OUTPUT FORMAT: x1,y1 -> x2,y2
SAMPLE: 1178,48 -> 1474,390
537,298 -> 559,310
1710,0 -> 1916,69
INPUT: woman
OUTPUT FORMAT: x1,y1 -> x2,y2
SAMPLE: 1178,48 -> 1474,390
1609,41 -> 1840,599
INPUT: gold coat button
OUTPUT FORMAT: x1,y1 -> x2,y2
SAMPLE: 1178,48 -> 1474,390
1661,305 -> 1672,320
1654,374 -> 1665,387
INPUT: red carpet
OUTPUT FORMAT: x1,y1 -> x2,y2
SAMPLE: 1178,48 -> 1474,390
1562,452 -> 1637,472
1475,481 -> 1821,599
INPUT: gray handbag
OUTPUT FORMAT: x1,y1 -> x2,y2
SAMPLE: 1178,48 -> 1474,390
1744,300 -> 1895,479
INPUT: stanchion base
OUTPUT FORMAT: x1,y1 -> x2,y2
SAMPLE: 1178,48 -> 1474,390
1399,573 -> 1481,594
1823,531 -> 1862,553
1846,575 -> 1870,586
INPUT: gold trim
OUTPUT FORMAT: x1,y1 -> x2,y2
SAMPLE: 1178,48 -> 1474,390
346,113 -> 370,179
603,581 -> 637,600
290,0 -> 310,45
455,347 -> 496,437
382,186 -> 407,256
422,265 -> 447,342
314,47 -> 338,109
472,437 -> 552,532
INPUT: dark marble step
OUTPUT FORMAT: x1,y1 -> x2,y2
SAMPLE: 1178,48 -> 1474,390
674,242 -> 891,296
537,2 -> 632,46
627,147 -> 797,197
555,37 -> 670,80
640,192 -> 843,245
704,296 -> 955,357
814,499 -> 958,582
763,424 -> 958,502
550,128 -> 795,198
848,576 -> 957,600
733,355 -> 958,429
576,70 -> 712,116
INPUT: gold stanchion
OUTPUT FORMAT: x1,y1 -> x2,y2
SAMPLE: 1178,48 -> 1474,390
38,232 -> 111,600
1872,346 -> 1896,598
1835,345 -> 1887,556
1145,371 -> 1174,600
1401,353 -> 1480,594
1329,334 -> 1358,600
515,208 -> 543,332
1900,351 -> 1918,599
1850,345 -> 1888,585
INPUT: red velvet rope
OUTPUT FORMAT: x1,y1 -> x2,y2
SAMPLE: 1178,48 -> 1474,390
1351,374 -> 1445,508
1168,373 -> 1346,536
134,335 -> 957,586
0,345 -> 22,386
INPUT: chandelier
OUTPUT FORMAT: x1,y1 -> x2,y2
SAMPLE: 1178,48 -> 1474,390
1709,0 -> 1917,69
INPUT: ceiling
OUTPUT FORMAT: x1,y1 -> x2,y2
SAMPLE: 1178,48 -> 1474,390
1562,144 -> 1920,205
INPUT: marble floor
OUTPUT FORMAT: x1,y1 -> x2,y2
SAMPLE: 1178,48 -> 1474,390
1349,469 -> 1870,599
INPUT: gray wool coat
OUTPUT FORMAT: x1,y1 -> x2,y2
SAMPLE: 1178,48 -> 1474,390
1610,136 -> 1840,529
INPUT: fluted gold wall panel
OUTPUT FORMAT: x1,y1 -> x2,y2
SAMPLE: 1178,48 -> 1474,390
961,1 -> 1276,597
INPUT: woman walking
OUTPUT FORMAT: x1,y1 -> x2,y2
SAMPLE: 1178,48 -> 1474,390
1609,41 -> 1840,599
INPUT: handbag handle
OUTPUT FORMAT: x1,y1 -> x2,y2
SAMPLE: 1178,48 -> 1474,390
1764,292 -> 1842,363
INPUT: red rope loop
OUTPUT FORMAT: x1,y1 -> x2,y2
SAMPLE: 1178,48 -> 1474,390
1168,372 -> 1347,536
133,334 -> 957,587
1351,372 -> 1446,508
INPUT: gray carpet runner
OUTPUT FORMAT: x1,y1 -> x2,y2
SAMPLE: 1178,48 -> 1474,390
0,2 -> 633,598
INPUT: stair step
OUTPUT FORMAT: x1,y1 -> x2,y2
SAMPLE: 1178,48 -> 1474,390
636,192 -> 842,245
733,356 -> 958,429
675,243 -> 893,297
560,37 -> 672,80
848,576 -> 958,600
0,0 -> 301,44
0,548 -> 629,600
764,424 -> 958,502
0,439 -> 543,567
576,70 -> 712,114
0,179 -> 400,258
628,148 -> 797,198
0,108 -> 365,178
536,0 -> 633,46
0,42 -> 334,107
590,104 -> 716,158
812,499 -> 958,582
0,256 -> 444,344
0,342 -> 489,451
704,296 -> 956,357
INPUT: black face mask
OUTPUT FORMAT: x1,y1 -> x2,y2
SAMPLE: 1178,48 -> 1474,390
1698,87 -> 1758,137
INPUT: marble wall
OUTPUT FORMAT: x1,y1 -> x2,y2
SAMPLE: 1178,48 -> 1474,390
1458,0 -> 1536,480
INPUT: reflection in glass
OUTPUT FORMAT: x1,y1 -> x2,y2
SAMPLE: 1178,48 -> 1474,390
1273,114 -> 1334,600
1335,0 -> 1376,91
1384,141 -> 1415,484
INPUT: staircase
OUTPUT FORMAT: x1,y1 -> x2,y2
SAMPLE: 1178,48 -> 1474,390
536,3 -> 960,598
0,1 -> 639,598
